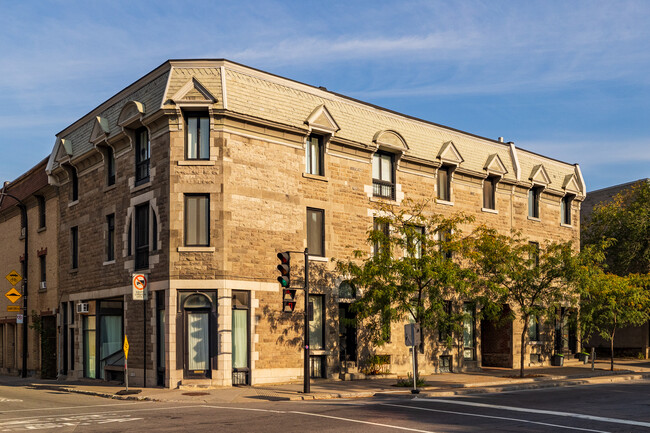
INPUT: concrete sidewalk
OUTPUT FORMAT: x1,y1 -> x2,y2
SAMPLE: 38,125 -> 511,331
2,358 -> 650,404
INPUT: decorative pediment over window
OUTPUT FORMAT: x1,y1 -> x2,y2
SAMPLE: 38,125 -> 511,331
305,104 -> 340,134
563,173 -> 582,194
117,101 -> 145,128
483,153 -> 508,176
437,141 -> 463,165
53,138 -> 73,162
373,130 -> 408,152
170,77 -> 217,104
529,164 -> 551,186
90,116 -> 110,144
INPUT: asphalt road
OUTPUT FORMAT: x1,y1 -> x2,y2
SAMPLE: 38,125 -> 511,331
1,380 -> 650,432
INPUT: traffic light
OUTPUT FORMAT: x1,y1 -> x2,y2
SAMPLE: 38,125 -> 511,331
282,288 -> 297,313
277,252 -> 290,288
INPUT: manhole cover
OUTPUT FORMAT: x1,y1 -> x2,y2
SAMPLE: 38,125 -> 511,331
182,392 -> 210,396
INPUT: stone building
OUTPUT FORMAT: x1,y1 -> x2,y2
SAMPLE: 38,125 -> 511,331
581,178 -> 650,358
0,158 -> 59,378
41,59 -> 585,388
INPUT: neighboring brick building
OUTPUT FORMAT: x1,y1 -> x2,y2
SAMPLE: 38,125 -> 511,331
581,178 -> 650,358
41,59 -> 585,388
0,158 -> 59,378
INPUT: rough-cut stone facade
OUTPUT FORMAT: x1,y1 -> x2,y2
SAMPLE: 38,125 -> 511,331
38,59 -> 585,388
0,159 -> 59,377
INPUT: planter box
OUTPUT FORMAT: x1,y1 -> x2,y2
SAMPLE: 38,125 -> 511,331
577,353 -> 589,364
551,355 -> 564,366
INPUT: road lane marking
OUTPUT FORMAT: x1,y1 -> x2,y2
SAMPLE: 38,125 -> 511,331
414,398 -> 650,429
381,403 -> 608,433
0,401 -> 153,414
0,404 -> 194,422
0,398 -> 23,402
288,411 -> 435,432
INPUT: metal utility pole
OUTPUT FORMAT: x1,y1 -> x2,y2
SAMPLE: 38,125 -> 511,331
303,248 -> 310,394
0,184 -> 29,378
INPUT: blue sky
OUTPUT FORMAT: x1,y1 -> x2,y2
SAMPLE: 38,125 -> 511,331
1,0 -> 648,191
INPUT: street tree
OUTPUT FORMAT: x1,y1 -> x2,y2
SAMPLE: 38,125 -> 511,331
468,229 -> 579,378
583,179 -> 650,275
579,266 -> 650,371
334,199 -> 478,380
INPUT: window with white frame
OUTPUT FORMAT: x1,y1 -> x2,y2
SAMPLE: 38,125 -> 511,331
306,133 -> 324,176
528,186 -> 542,218
307,208 -> 325,257
561,195 -> 574,225
185,112 -> 210,160
372,151 -> 395,199
437,166 -> 451,201
185,194 -> 210,246
483,176 -> 497,210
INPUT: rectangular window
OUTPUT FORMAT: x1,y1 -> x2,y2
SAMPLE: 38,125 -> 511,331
561,195 -> 573,225
529,241 -> 540,267
307,208 -> 325,257
528,187 -> 541,218
135,203 -> 149,270
106,213 -> 115,262
71,168 -> 79,202
185,194 -> 209,246
408,225 -> 424,259
463,303 -> 475,360
107,147 -> 115,186
438,301 -> 452,342
186,113 -> 210,160
306,134 -> 324,176
528,314 -> 540,341
135,128 -> 150,185
373,218 -> 389,255
309,295 -> 324,350
437,166 -> 451,201
232,291 -> 250,379
39,255 -> 46,287
37,195 -> 46,229
483,177 -> 496,210
372,152 -> 395,199
71,226 -> 78,269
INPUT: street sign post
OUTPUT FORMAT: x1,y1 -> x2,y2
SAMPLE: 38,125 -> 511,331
124,335 -> 129,392
404,323 -> 421,394
132,274 -> 148,301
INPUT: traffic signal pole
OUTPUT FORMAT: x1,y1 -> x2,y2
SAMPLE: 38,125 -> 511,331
303,247 -> 310,394
277,249 -> 310,394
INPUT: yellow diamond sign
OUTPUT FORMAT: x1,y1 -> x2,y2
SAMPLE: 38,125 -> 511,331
5,288 -> 21,304
6,270 -> 22,286
123,335 -> 129,360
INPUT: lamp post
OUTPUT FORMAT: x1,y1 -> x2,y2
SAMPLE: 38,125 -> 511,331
0,182 -> 29,378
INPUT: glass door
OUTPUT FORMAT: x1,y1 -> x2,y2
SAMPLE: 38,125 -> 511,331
186,311 -> 210,374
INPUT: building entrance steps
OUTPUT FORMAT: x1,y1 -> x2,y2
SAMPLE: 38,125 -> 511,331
2,358 -> 650,403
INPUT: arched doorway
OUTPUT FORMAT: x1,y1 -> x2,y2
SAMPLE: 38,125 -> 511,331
183,293 -> 212,378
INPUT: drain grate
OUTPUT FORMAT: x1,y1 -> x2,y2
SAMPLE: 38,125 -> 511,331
182,392 -> 210,396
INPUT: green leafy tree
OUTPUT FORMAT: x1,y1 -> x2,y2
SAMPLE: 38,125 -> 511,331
579,267 -> 650,371
334,199 -> 477,380
468,229 -> 579,378
583,180 -> 650,275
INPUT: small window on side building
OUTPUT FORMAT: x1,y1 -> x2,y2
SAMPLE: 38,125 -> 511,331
71,167 -> 79,202
107,147 -> 116,186
71,226 -> 79,269
106,214 -> 115,262
37,195 -> 46,229
528,186 -> 542,218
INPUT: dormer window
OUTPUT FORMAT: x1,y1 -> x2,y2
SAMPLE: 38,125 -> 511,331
528,186 -> 542,219
306,133 -> 324,176
437,166 -> 452,202
135,128 -> 150,186
372,151 -> 395,199
185,112 -> 210,160
561,195 -> 574,225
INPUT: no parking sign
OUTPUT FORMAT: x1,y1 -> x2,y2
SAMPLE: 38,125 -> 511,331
132,273 -> 148,300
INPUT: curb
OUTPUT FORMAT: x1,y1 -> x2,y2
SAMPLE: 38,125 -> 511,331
36,371 -> 650,403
